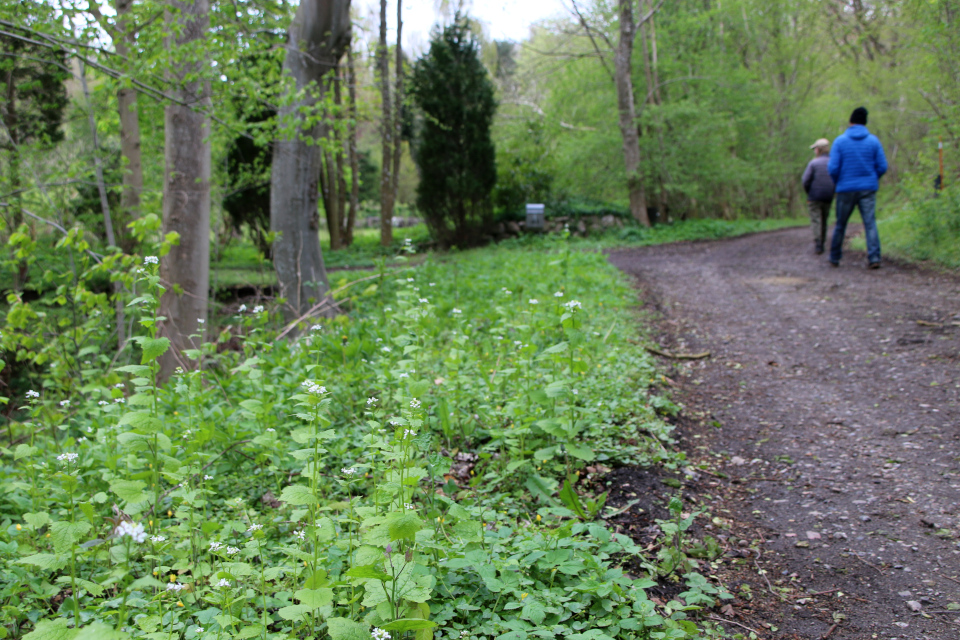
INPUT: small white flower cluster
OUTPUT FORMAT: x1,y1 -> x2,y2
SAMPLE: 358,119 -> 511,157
500,287 -> 512,295
98,400 -> 109,406
366,397 -> 378,406
403,429 -> 417,439
59,400 -> 70,408
252,305 -> 264,314
563,300 -> 582,311
294,530 -> 306,541
310,324 -> 323,332
197,318 -> 205,325
144,256 -> 159,265
116,521 -> 147,543
225,546 -> 240,555
554,291 -> 564,298
196,626 -> 204,633
248,523 -> 263,532
301,380 -> 327,395
451,308 -> 462,315
418,298 -> 429,304
406,278 -> 415,283
26,390 -> 40,399
409,399 -> 421,409
398,373 -> 409,379
342,467 -> 357,476
209,541 -> 224,552
382,346 -> 392,353
372,628 -> 391,640
204,474 -> 213,480
166,582 -> 185,592
528,299 -> 539,305
405,503 -> 415,510
151,535 -> 166,543
114,397 -> 125,404
460,631 -> 470,638
389,419 -> 401,426
429,282 -> 436,287
216,579 -> 231,588
57,452 -> 78,463
266,428 -> 276,432
238,304 -> 247,313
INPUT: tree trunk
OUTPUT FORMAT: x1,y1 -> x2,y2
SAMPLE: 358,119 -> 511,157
4,66 -> 27,289
270,0 -> 351,318
114,0 -> 143,253
335,67 -> 348,244
391,0 -> 403,211
378,0 -> 394,246
159,0 -> 212,378
320,145 -> 339,250
615,0 -> 650,226
345,44 -> 359,247
79,59 -> 126,349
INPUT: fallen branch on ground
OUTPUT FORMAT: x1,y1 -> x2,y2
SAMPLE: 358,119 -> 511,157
626,339 -> 711,359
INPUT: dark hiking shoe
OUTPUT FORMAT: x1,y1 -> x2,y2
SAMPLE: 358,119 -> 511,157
868,261 -> 881,270
830,261 -> 839,267
815,245 -> 824,255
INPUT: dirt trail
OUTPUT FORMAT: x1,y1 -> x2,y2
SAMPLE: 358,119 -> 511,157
610,227 -> 960,639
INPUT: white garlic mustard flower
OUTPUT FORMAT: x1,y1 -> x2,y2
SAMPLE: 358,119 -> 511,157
151,535 -> 166,543
252,305 -> 264,314
451,308 -> 462,315
115,520 -> 147,543
342,467 -> 357,475
301,380 -> 326,395
209,541 -> 223,552
563,300 -> 582,311
59,400 -> 70,408
57,452 -> 79,463
144,256 -> 159,264
197,318 -> 205,324
372,628 -> 391,640
225,546 -> 239,555
528,299 -> 539,305
554,291 -> 564,297
294,530 -> 305,541
409,399 -> 421,409
403,429 -> 417,438
266,428 -> 275,432
366,397 -> 378,406
98,400 -> 109,406
310,324 -> 323,332
166,582 -> 185,592
216,579 -> 231,588
248,524 -> 263,532
26,390 -> 40,399
238,304 -> 247,313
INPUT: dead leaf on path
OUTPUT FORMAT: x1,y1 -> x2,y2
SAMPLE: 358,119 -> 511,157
720,604 -> 735,617
806,531 -> 822,540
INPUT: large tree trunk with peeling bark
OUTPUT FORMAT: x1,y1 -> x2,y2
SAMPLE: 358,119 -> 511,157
270,0 -> 351,319
114,0 -> 143,252
158,0 -> 212,378
615,0 -> 650,227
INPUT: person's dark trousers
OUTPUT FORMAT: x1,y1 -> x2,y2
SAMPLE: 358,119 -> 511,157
807,200 -> 830,253
830,190 -> 881,265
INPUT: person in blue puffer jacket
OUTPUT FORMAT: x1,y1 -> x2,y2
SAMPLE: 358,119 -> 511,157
827,106 -> 888,268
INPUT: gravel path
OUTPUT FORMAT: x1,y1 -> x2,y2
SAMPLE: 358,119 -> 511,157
610,227 -> 960,639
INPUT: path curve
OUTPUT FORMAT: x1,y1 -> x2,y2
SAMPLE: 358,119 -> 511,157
611,227 -> 960,639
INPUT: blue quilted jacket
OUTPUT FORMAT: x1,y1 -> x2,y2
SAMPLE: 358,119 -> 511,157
828,125 -> 888,193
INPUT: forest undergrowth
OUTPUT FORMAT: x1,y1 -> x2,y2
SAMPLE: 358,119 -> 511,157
0,233 -> 746,640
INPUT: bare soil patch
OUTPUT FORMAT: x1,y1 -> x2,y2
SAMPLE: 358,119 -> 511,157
610,226 -> 960,639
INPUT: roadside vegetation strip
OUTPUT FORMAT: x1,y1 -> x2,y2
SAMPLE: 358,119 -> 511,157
4,242 -> 732,639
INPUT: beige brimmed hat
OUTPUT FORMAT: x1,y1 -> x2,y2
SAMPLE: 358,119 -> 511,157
810,138 -> 830,150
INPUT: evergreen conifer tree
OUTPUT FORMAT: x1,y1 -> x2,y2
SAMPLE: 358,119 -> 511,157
410,14 -> 496,248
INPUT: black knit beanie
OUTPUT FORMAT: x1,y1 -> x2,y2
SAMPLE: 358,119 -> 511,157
850,106 -> 868,125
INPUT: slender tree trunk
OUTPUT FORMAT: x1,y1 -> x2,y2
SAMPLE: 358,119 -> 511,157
378,0 -> 394,246
79,60 -> 126,349
335,68 -> 348,243
4,68 -> 27,289
159,0 -> 212,378
270,0 -> 351,319
391,0 -> 403,211
114,0 -> 143,252
345,44 -> 359,247
320,146 -> 339,250
615,0 -> 650,226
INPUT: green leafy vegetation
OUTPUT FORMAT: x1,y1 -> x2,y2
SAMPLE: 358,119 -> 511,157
1,234 -> 740,639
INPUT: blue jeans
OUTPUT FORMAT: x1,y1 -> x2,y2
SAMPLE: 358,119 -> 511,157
831,190 -> 881,264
